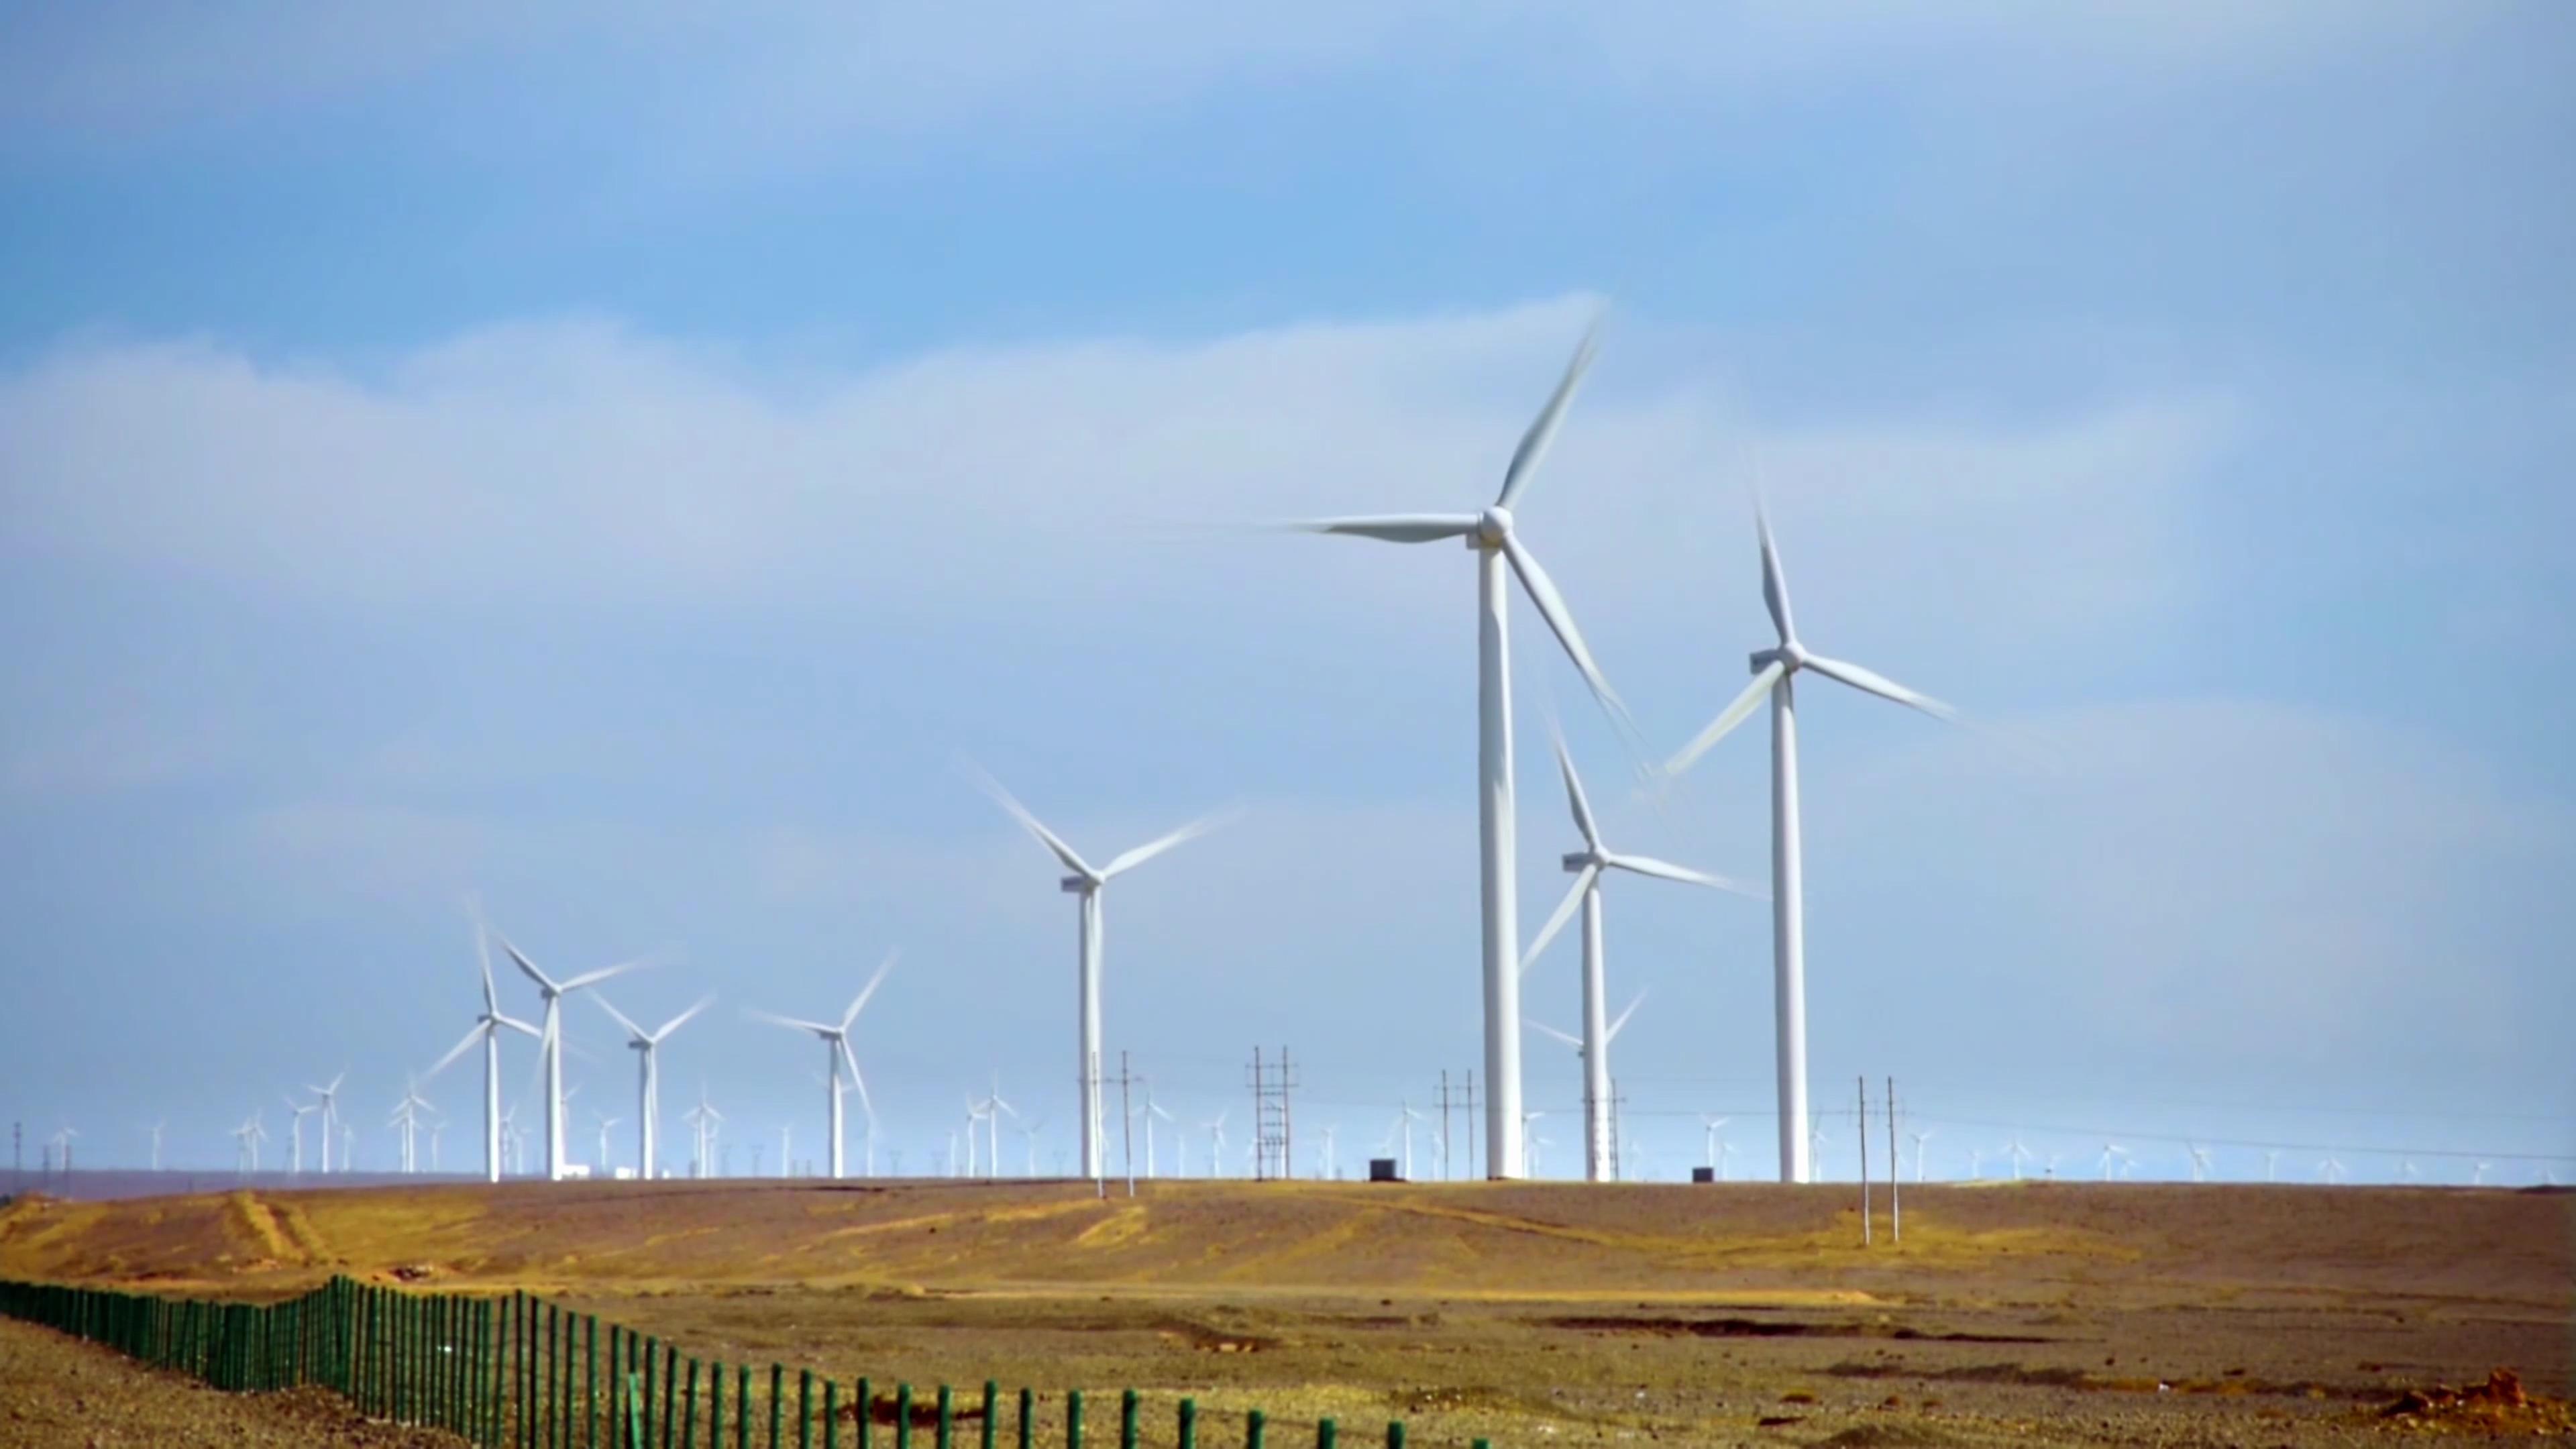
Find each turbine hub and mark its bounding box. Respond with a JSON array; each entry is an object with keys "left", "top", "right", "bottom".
[
  {"left": 1475, "top": 506, "right": 1513, "bottom": 545},
  {"left": 1561, "top": 851, "right": 1599, "bottom": 872}
]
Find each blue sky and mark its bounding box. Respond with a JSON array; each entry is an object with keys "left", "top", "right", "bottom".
[{"left": 3, "top": 2, "right": 2570, "bottom": 1185}]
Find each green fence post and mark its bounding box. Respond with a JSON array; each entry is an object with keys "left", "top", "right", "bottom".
[
  {"left": 1316, "top": 1419, "right": 1335, "bottom": 1449},
  {"left": 1015, "top": 1388, "right": 1032, "bottom": 1449},
  {"left": 896, "top": 1384, "right": 913, "bottom": 1449},
  {"left": 738, "top": 1364, "right": 753, "bottom": 1449},
  {"left": 937, "top": 1385, "right": 954, "bottom": 1449},
  {"left": 1382, "top": 1424, "right": 1402, "bottom": 1449},
  {"left": 687, "top": 1358, "right": 704, "bottom": 1449},
  {"left": 629, "top": 1372, "right": 647, "bottom": 1448},
  {"left": 980, "top": 1381, "right": 998, "bottom": 1449},
  {"left": 855, "top": 1377, "right": 872, "bottom": 1449},
  {"left": 663, "top": 1345, "right": 681, "bottom": 1449},
  {"left": 802, "top": 1370, "right": 817, "bottom": 1449},
  {"left": 588, "top": 1317, "right": 601, "bottom": 1448},
  {"left": 1177, "top": 1400, "right": 1196, "bottom": 1449},
  {"left": 1067, "top": 1391, "right": 1083, "bottom": 1449},
  {"left": 769, "top": 1365, "right": 785, "bottom": 1449},
  {"left": 1244, "top": 1410, "right": 1265, "bottom": 1449},
  {"left": 1120, "top": 1391, "right": 1138, "bottom": 1449},
  {"left": 824, "top": 1379, "right": 840, "bottom": 1449},
  {"left": 710, "top": 1362, "right": 727, "bottom": 1449}
]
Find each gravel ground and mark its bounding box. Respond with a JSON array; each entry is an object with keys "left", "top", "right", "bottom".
[{"left": 0, "top": 1316, "right": 466, "bottom": 1447}]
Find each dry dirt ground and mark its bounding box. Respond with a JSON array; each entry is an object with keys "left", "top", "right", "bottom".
[{"left": 2, "top": 1179, "right": 2569, "bottom": 1447}]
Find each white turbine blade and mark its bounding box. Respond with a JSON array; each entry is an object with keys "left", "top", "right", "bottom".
[
  {"left": 1518, "top": 863, "right": 1599, "bottom": 977},
  {"left": 745, "top": 1008, "right": 837, "bottom": 1036},
  {"left": 559, "top": 953, "right": 658, "bottom": 994},
  {"left": 1554, "top": 734, "right": 1601, "bottom": 849},
  {"left": 1100, "top": 811, "right": 1230, "bottom": 879},
  {"left": 1606, "top": 989, "right": 1649, "bottom": 1042},
  {"left": 1525, "top": 1018, "right": 1582, "bottom": 1049},
  {"left": 840, "top": 949, "right": 900, "bottom": 1030},
  {"left": 1501, "top": 534, "right": 1626, "bottom": 724},
  {"left": 494, "top": 1014, "right": 541, "bottom": 1040},
  {"left": 498, "top": 936, "right": 560, "bottom": 994},
  {"left": 1801, "top": 653, "right": 1957, "bottom": 722},
  {"left": 469, "top": 896, "right": 500, "bottom": 1015},
  {"left": 965, "top": 763, "right": 1096, "bottom": 878},
  {"left": 425, "top": 1023, "right": 486, "bottom": 1081},
  {"left": 1755, "top": 502, "right": 1796, "bottom": 644},
  {"left": 1607, "top": 853, "right": 1766, "bottom": 899},
  {"left": 1494, "top": 323, "right": 1601, "bottom": 510},
  {"left": 653, "top": 994, "right": 716, "bottom": 1041},
  {"left": 840, "top": 1038, "right": 875, "bottom": 1122},
  {"left": 1283, "top": 514, "right": 1479, "bottom": 544},
  {"left": 1663, "top": 661, "right": 1784, "bottom": 778},
  {"left": 592, "top": 994, "right": 648, "bottom": 1041}
]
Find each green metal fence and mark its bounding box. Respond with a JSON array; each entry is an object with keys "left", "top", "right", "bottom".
[{"left": 0, "top": 1277, "right": 1485, "bottom": 1449}]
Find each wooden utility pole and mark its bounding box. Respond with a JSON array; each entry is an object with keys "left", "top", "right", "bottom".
[
  {"left": 1858, "top": 1075, "right": 1872, "bottom": 1246},
  {"left": 1887, "top": 1076, "right": 1902, "bottom": 1244}
]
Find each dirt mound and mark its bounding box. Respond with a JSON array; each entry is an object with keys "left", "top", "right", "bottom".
[
  {"left": 1814, "top": 1426, "right": 1977, "bottom": 1448},
  {"left": 2379, "top": 1368, "right": 2575, "bottom": 1436}
]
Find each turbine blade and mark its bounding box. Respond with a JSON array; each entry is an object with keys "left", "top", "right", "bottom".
[
  {"left": 1663, "top": 660, "right": 1784, "bottom": 777},
  {"left": 1607, "top": 853, "right": 1766, "bottom": 899},
  {"left": 1518, "top": 864, "right": 1598, "bottom": 977},
  {"left": 494, "top": 1014, "right": 541, "bottom": 1039},
  {"left": 1554, "top": 734, "right": 1601, "bottom": 849},
  {"left": 1756, "top": 502, "right": 1796, "bottom": 644},
  {"left": 840, "top": 949, "right": 900, "bottom": 1030},
  {"left": 1494, "top": 323, "right": 1601, "bottom": 509},
  {"left": 498, "top": 936, "right": 559, "bottom": 994},
  {"left": 745, "top": 1008, "right": 836, "bottom": 1036},
  {"left": 964, "top": 763, "right": 1096, "bottom": 879},
  {"left": 1607, "top": 989, "right": 1649, "bottom": 1042},
  {"left": 1281, "top": 514, "right": 1479, "bottom": 544},
  {"left": 1501, "top": 534, "right": 1626, "bottom": 725},
  {"left": 1526, "top": 1018, "right": 1582, "bottom": 1049},
  {"left": 841, "top": 1038, "right": 874, "bottom": 1123},
  {"left": 469, "top": 895, "right": 498, "bottom": 1015},
  {"left": 653, "top": 994, "right": 716, "bottom": 1041},
  {"left": 559, "top": 953, "right": 658, "bottom": 994},
  {"left": 1801, "top": 653, "right": 1957, "bottom": 722},
  {"left": 425, "top": 1023, "right": 486, "bottom": 1081},
  {"left": 591, "top": 993, "right": 648, "bottom": 1041},
  {"left": 1100, "top": 810, "right": 1231, "bottom": 879}
]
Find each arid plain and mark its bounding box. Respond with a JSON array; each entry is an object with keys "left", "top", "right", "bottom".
[{"left": 3, "top": 1179, "right": 2569, "bottom": 1446}]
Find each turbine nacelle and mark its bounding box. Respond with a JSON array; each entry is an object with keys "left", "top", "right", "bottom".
[
  {"left": 1560, "top": 850, "right": 1599, "bottom": 873},
  {"left": 1472, "top": 505, "right": 1514, "bottom": 547},
  {"left": 1750, "top": 641, "right": 1809, "bottom": 675},
  {"left": 1060, "top": 875, "right": 1092, "bottom": 894}
]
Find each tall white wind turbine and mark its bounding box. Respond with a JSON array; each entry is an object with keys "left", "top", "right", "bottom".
[
  {"left": 495, "top": 930, "right": 654, "bottom": 1181},
  {"left": 1529, "top": 991, "right": 1648, "bottom": 1183},
  {"left": 747, "top": 951, "right": 893, "bottom": 1180},
  {"left": 146, "top": 1120, "right": 165, "bottom": 1173},
  {"left": 594, "top": 993, "right": 712, "bottom": 1182},
  {"left": 426, "top": 910, "right": 543, "bottom": 1183},
  {"left": 1289, "top": 327, "right": 1628, "bottom": 1179},
  {"left": 305, "top": 1072, "right": 345, "bottom": 1174},
  {"left": 284, "top": 1097, "right": 317, "bottom": 1176},
  {"left": 972, "top": 769, "right": 1223, "bottom": 1181},
  {"left": 1662, "top": 506, "right": 1957, "bottom": 1183},
  {"left": 1523, "top": 738, "right": 1760, "bottom": 1182}
]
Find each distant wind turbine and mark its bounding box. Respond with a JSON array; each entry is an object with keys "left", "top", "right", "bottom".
[
  {"left": 748, "top": 951, "right": 893, "bottom": 1180},
  {"left": 594, "top": 992, "right": 712, "bottom": 1181},
  {"left": 1287, "top": 323, "right": 1627, "bottom": 1180},
  {"left": 1662, "top": 505, "right": 1958, "bottom": 1183},
  {"left": 144, "top": 1120, "right": 165, "bottom": 1174},
  {"left": 284, "top": 1098, "right": 317, "bottom": 1175},
  {"left": 1523, "top": 737, "right": 1759, "bottom": 1184},
  {"left": 305, "top": 1072, "right": 346, "bottom": 1175},
  {"left": 1528, "top": 991, "right": 1649, "bottom": 1183},
  {"left": 425, "top": 901, "right": 542, "bottom": 1183},
  {"left": 1700, "top": 1116, "right": 1731, "bottom": 1177},
  {"left": 1907, "top": 1128, "right": 1933, "bottom": 1183},
  {"left": 495, "top": 926, "right": 656, "bottom": 1181},
  {"left": 972, "top": 767, "right": 1224, "bottom": 1181}
]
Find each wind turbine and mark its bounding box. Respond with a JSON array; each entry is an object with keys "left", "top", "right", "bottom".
[
  {"left": 1700, "top": 1115, "right": 1731, "bottom": 1176},
  {"left": 283, "top": 1098, "right": 317, "bottom": 1175},
  {"left": 593, "top": 993, "right": 712, "bottom": 1182},
  {"left": 747, "top": 951, "right": 892, "bottom": 1180},
  {"left": 963, "top": 1098, "right": 987, "bottom": 1177},
  {"left": 305, "top": 1071, "right": 346, "bottom": 1175},
  {"left": 1017, "top": 1117, "right": 1044, "bottom": 1177},
  {"left": 246, "top": 1114, "right": 268, "bottom": 1174},
  {"left": 495, "top": 928, "right": 655, "bottom": 1182},
  {"left": 425, "top": 907, "right": 543, "bottom": 1183},
  {"left": 1288, "top": 327, "right": 1632, "bottom": 1181},
  {"left": 1203, "top": 1111, "right": 1229, "bottom": 1181},
  {"left": 1516, "top": 1113, "right": 1542, "bottom": 1178},
  {"left": 1907, "top": 1128, "right": 1933, "bottom": 1183},
  {"left": 1528, "top": 991, "right": 1648, "bottom": 1183},
  {"left": 1389, "top": 1104, "right": 1426, "bottom": 1181},
  {"left": 1662, "top": 506, "right": 1957, "bottom": 1183},
  {"left": 144, "top": 1120, "right": 165, "bottom": 1173},
  {"left": 680, "top": 1085, "right": 723, "bottom": 1178},
  {"left": 2006, "top": 1138, "right": 2030, "bottom": 1181},
  {"left": 1138, "top": 1090, "right": 1172, "bottom": 1179},
  {"left": 2187, "top": 1143, "right": 2213, "bottom": 1183},
  {"left": 985, "top": 1073, "right": 1018, "bottom": 1177},
  {"left": 231, "top": 1119, "right": 257, "bottom": 1175},
  {"left": 594, "top": 1112, "right": 622, "bottom": 1174},
  {"left": 973, "top": 768, "right": 1223, "bottom": 1181},
  {"left": 2097, "top": 1142, "right": 2129, "bottom": 1181},
  {"left": 1524, "top": 739, "right": 1759, "bottom": 1184}
]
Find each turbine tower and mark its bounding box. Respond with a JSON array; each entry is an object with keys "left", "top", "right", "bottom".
[
  {"left": 1529, "top": 991, "right": 1646, "bottom": 1180},
  {"left": 747, "top": 951, "right": 893, "bottom": 1180},
  {"left": 1523, "top": 737, "right": 1759, "bottom": 1182},
  {"left": 425, "top": 906, "right": 543, "bottom": 1183},
  {"left": 495, "top": 929, "right": 654, "bottom": 1181},
  {"left": 305, "top": 1072, "right": 345, "bottom": 1175},
  {"left": 594, "top": 993, "right": 712, "bottom": 1182},
  {"left": 973, "top": 769, "right": 1222, "bottom": 1181},
  {"left": 1663, "top": 506, "right": 1955, "bottom": 1183},
  {"left": 1289, "top": 326, "right": 1627, "bottom": 1179}
]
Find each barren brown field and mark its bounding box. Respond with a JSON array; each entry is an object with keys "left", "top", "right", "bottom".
[{"left": 3, "top": 1179, "right": 2570, "bottom": 1447}]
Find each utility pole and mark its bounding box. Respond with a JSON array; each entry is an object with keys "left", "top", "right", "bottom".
[
  {"left": 1462, "top": 1072, "right": 1482, "bottom": 1181},
  {"left": 889, "top": 1148, "right": 904, "bottom": 1177},
  {"left": 1858, "top": 1075, "right": 1872, "bottom": 1246},
  {"left": 1886, "top": 1076, "right": 1900, "bottom": 1244},
  {"left": 1118, "top": 1050, "right": 1137, "bottom": 1197},
  {"left": 1607, "top": 1078, "right": 1626, "bottom": 1181},
  {"left": 1281, "top": 1046, "right": 1295, "bottom": 1181},
  {"left": 1438, "top": 1072, "right": 1452, "bottom": 1183}
]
